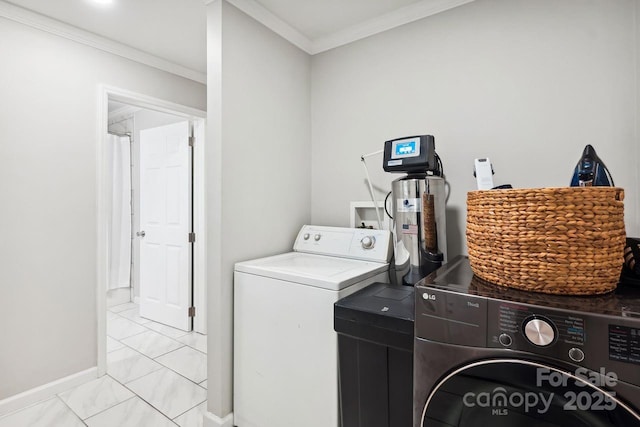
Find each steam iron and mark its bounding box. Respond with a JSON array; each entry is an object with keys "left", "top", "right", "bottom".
[{"left": 570, "top": 144, "right": 614, "bottom": 187}]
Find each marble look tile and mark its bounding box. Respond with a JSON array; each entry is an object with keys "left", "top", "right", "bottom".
[
  {"left": 174, "top": 402, "right": 206, "bottom": 427},
  {"left": 107, "top": 347, "right": 163, "bottom": 384},
  {"left": 176, "top": 333, "right": 207, "bottom": 354},
  {"left": 121, "top": 330, "right": 184, "bottom": 359},
  {"left": 107, "top": 316, "right": 148, "bottom": 340},
  {"left": 109, "top": 302, "right": 138, "bottom": 313},
  {"left": 0, "top": 397, "right": 84, "bottom": 427},
  {"left": 156, "top": 346, "right": 207, "bottom": 383},
  {"left": 107, "top": 336, "right": 125, "bottom": 353},
  {"left": 58, "top": 375, "right": 134, "bottom": 420},
  {"left": 119, "top": 307, "right": 152, "bottom": 325},
  {"left": 85, "top": 396, "right": 176, "bottom": 427},
  {"left": 126, "top": 368, "right": 206, "bottom": 419},
  {"left": 199, "top": 380, "right": 207, "bottom": 389},
  {"left": 144, "top": 321, "right": 190, "bottom": 339}
]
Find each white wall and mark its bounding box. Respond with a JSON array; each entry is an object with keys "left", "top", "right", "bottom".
[
  {"left": 206, "top": 0, "right": 311, "bottom": 419},
  {"left": 0, "top": 17, "right": 205, "bottom": 399},
  {"left": 311, "top": 0, "right": 639, "bottom": 258}
]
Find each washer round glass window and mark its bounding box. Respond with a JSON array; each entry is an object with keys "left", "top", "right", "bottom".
[{"left": 421, "top": 359, "right": 640, "bottom": 427}]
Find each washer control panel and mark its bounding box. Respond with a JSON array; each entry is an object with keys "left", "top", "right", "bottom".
[
  {"left": 416, "top": 283, "right": 640, "bottom": 386},
  {"left": 488, "top": 300, "right": 586, "bottom": 355},
  {"left": 485, "top": 300, "right": 640, "bottom": 385},
  {"left": 293, "top": 225, "right": 392, "bottom": 263}
]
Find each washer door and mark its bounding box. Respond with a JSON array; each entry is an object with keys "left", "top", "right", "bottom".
[{"left": 421, "top": 359, "right": 640, "bottom": 427}]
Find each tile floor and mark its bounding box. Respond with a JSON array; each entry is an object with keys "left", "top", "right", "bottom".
[{"left": 0, "top": 303, "right": 207, "bottom": 427}]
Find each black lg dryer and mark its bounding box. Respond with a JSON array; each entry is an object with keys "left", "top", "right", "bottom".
[{"left": 414, "top": 256, "right": 640, "bottom": 427}]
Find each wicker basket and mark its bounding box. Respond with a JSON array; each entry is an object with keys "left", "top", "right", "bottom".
[{"left": 466, "top": 187, "right": 626, "bottom": 295}]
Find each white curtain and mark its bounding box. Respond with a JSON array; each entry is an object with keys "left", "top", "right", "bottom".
[{"left": 107, "top": 134, "right": 132, "bottom": 290}]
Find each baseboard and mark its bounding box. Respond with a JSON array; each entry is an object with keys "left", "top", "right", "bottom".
[
  {"left": 203, "top": 411, "right": 234, "bottom": 427},
  {"left": 107, "top": 288, "right": 131, "bottom": 307},
  {"left": 0, "top": 367, "right": 98, "bottom": 417}
]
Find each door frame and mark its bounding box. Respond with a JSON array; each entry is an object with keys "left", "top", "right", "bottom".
[{"left": 96, "top": 85, "right": 207, "bottom": 376}]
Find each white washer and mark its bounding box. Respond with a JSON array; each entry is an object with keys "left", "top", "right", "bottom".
[{"left": 233, "top": 225, "right": 392, "bottom": 427}]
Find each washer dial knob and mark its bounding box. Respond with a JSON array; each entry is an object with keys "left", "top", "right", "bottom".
[
  {"left": 303, "top": 233, "right": 310, "bottom": 240},
  {"left": 314, "top": 234, "right": 321, "bottom": 241},
  {"left": 524, "top": 317, "right": 556, "bottom": 347},
  {"left": 361, "top": 236, "right": 376, "bottom": 249}
]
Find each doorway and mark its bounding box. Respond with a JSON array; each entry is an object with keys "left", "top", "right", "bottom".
[
  {"left": 97, "top": 85, "right": 206, "bottom": 377},
  {"left": 109, "top": 107, "right": 194, "bottom": 331}
]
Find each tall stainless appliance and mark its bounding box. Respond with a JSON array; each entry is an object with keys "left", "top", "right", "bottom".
[{"left": 383, "top": 135, "right": 447, "bottom": 286}]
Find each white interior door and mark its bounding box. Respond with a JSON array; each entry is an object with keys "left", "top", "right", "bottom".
[{"left": 139, "top": 121, "right": 192, "bottom": 331}]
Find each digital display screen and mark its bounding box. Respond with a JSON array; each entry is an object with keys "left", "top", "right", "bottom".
[
  {"left": 391, "top": 138, "right": 420, "bottom": 159},
  {"left": 609, "top": 324, "right": 640, "bottom": 365}
]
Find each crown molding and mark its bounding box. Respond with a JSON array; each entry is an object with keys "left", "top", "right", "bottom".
[
  {"left": 311, "top": 0, "right": 476, "bottom": 54},
  {"left": 2, "top": 0, "right": 474, "bottom": 79},
  {"left": 225, "top": 0, "right": 313, "bottom": 53},
  {"left": 0, "top": 0, "right": 206, "bottom": 84},
  {"left": 206, "top": 0, "right": 475, "bottom": 55}
]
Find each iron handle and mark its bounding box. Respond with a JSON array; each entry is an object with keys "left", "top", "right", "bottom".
[{"left": 136, "top": 231, "right": 146, "bottom": 237}]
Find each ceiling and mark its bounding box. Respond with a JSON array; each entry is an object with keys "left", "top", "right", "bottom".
[{"left": 2, "top": 0, "right": 473, "bottom": 82}]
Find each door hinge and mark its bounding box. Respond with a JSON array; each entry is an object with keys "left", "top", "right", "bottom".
[
  {"left": 188, "top": 306, "right": 196, "bottom": 317},
  {"left": 189, "top": 232, "right": 196, "bottom": 243},
  {"left": 188, "top": 136, "right": 195, "bottom": 147}
]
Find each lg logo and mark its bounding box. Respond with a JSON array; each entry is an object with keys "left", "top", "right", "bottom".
[{"left": 422, "top": 292, "right": 436, "bottom": 301}]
